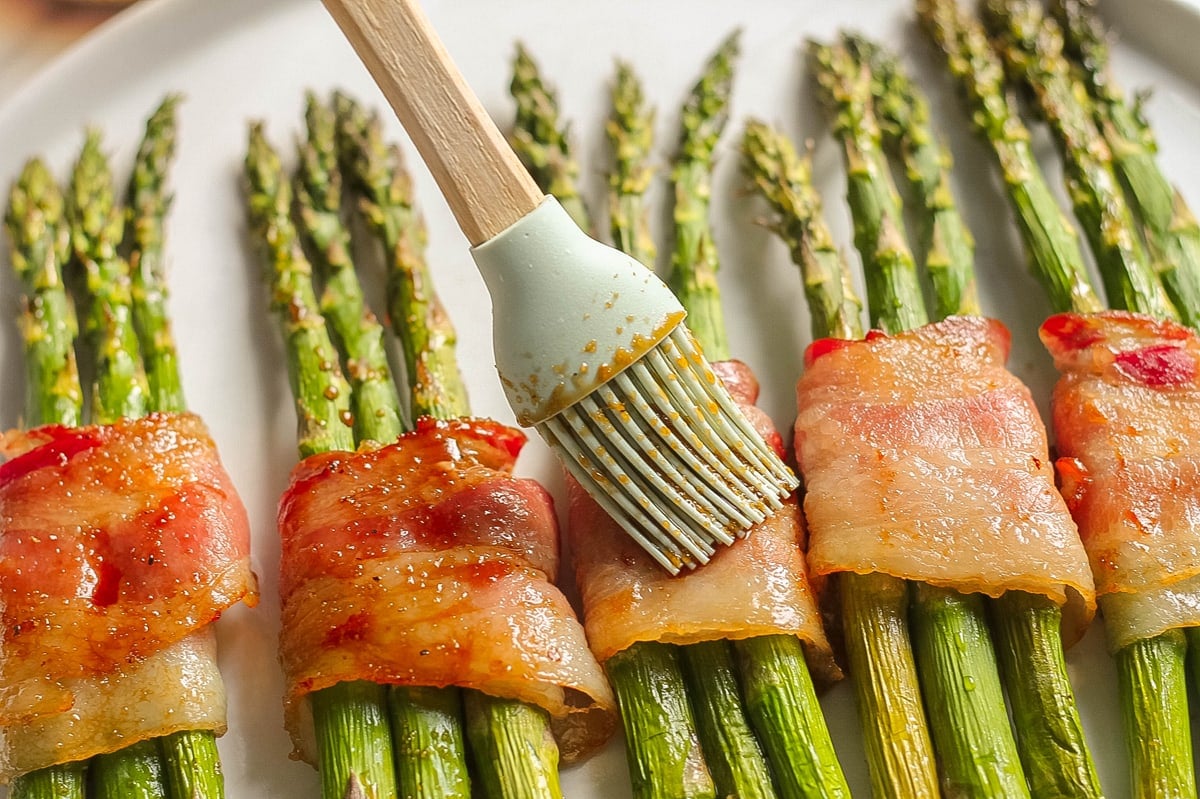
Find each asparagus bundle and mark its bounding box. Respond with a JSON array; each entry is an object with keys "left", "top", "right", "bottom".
[
  {"left": 332, "top": 92, "right": 568, "bottom": 799},
  {"left": 1050, "top": 0, "right": 1200, "bottom": 329},
  {"left": 4, "top": 102, "right": 243, "bottom": 799},
  {"left": 809, "top": 37, "right": 1033, "bottom": 798},
  {"left": 513, "top": 37, "right": 849, "bottom": 799},
  {"left": 845, "top": 32, "right": 1103, "bottom": 799},
  {"left": 245, "top": 122, "right": 399, "bottom": 799},
  {"left": 925, "top": 2, "right": 1197, "bottom": 796},
  {"left": 247, "top": 92, "right": 614, "bottom": 799}
]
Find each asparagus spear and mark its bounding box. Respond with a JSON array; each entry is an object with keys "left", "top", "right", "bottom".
[
  {"left": 1050, "top": 0, "right": 1200, "bottom": 329},
  {"left": 845, "top": 32, "right": 1103, "bottom": 799},
  {"left": 333, "top": 91, "right": 564, "bottom": 799},
  {"left": 127, "top": 94, "right": 186, "bottom": 413},
  {"left": 515, "top": 57, "right": 715, "bottom": 799},
  {"left": 607, "top": 61, "right": 657, "bottom": 269},
  {"left": 244, "top": 122, "right": 399, "bottom": 799},
  {"left": 667, "top": 37, "right": 852, "bottom": 799},
  {"left": 811, "top": 37, "right": 1030, "bottom": 797},
  {"left": 926, "top": 4, "right": 1196, "bottom": 794},
  {"left": 125, "top": 95, "right": 227, "bottom": 799},
  {"left": 916, "top": 0, "right": 1102, "bottom": 315},
  {"left": 299, "top": 92, "right": 473, "bottom": 799},
  {"left": 845, "top": 34, "right": 979, "bottom": 318},
  {"left": 509, "top": 44, "right": 591, "bottom": 234},
  {"left": 984, "top": 0, "right": 1174, "bottom": 320},
  {"left": 4, "top": 159, "right": 87, "bottom": 799},
  {"left": 741, "top": 122, "right": 937, "bottom": 799}
]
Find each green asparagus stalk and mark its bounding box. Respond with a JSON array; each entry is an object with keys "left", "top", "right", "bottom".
[
  {"left": 124, "top": 93, "right": 235, "bottom": 799},
  {"left": 89, "top": 741, "right": 165, "bottom": 799},
  {"left": 301, "top": 92, "right": 473, "bottom": 799},
  {"left": 987, "top": 591, "right": 1103, "bottom": 797},
  {"left": 984, "top": 0, "right": 1174, "bottom": 320},
  {"left": 5, "top": 159, "right": 88, "bottom": 799},
  {"left": 739, "top": 122, "right": 862, "bottom": 342},
  {"left": 67, "top": 129, "right": 149, "bottom": 423},
  {"left": 509, "top": 44, "right": 591, "bottom": 234},
  {"left": 917, "top": 0, "right": 1102, "bottom": 315},
  {"left": 1050, "top": 0, "right": 1200, "bottom": 329},
  {"left": 245, "top": 122, "right": 399, "bottom": 799},
  {"left": 741, "top": 123, "right": 938, "bottom": 799},
  {"left": 679, "top": 641, "right": 777, "bottom": 799},
  {"left": 606, "top": 61, "right": 657, "bottom": 269},
  {"left": 597, "top": 64, "right": 718, "bottom": 799},
  {"left": 812, "top": 36, "right": 1030, "bottom": 798},
  {"left": 669, "top": 31, "right": 738, "bottom": 360},
  {"left": 294, "top": 91, "right": 405, "bottom": 444},
  {"left": 126, "top": 94, "right": 186, "bottom": 413},
  {"left": 1117, "top": 630, "right": 1195, "bottom": 798},
  {"left": 846, "top": 34, "right": 979, "bottom": 318},
  {"left": 333, "top": 91, "right": 563, "bottom": 799},
  {"left": 510, "top": 58, "right": 715, "bottom": 799},
  {"left": 5, "top": 158, "right": 83, "bottom": 428}
]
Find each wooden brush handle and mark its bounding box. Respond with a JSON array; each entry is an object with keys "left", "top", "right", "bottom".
[{"left": 323, "top": 0, "right": 543, "bottom": 245}]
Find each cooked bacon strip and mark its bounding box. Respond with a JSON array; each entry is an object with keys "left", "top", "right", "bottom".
[
  {"left": 0, "top": 412, "right": 257, "bottom": 779},
  {"left": 569, "top": 360, "right": 838, "bottom": 681},
  {"left": 1042, "top": 310, "right": 1200, "bottom": 650},
  {"left": 796, "top": 316, "right": 1095, "bottom": 641},
  {"left": 277, "top": 417, "right": 616, "bottom": 763}
]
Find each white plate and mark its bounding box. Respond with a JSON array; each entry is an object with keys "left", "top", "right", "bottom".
[{"left": 3, "top": 0, "right": 1200, "bottom": 796}]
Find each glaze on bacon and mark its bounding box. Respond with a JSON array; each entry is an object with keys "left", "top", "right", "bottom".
[
  {"left": 795, "top": 316, "right": 1095, "bottom": 641},
  {"left": 569, "top": 360, "right": 839, "bottom": 682},
  {"left": 0, "top": 412, "right": 257, "bottom": 781},
  {"left": 1042, "top": 311, "right": 1200, "bottom": 651},
  {"left": 277, "top": 417, "right": 616, "bottom": 763}
]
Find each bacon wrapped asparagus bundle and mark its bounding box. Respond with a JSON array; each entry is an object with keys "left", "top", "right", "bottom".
[
  {"left": 245, "top": 95, "right": 615, "bottom": 799},
  {"left": 924, "top": 1, "right": 1200, "bottom": 795},
  {"left": 2, "top": 104, "right": 257, "bottom": 797}
]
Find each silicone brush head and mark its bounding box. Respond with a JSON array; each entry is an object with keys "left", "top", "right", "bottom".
[{"left": 474, "top": 199, "right": 797, "bottom": 573}]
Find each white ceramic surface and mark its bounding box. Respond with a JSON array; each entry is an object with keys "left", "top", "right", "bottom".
[{"left": 2, "top": 0, "right": 1200, "bottom": 796}]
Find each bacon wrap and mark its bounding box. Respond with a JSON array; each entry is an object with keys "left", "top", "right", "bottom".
[
  {"left": 0, "top": 412, "right": 257, "bottom": 781},
  {"left": 277, "top": 417, "right": 616, "bottom": 763},
  {"left": 796, "top": 316, "right": 1096, "bottom": 643},
  {"left": 569, "top": 360, "right": 839, "bottom": 683},
  {"left": 1042, "top": 311, "right": 1200, "bottom": 651}
]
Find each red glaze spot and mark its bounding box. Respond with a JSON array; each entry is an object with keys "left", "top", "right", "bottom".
[
  {"left": 804, "top": 338, "right": 857, "bottom": 368},
  {"left": 414, "top": 415, "right": 526, "bottom": 460},
  {"left": 91, "top": 560, "right": 122, "bottom": 607},
  {"left": 1114, "top": 344, "right": 1197, "bottom": 387},
  {"left": 466, "top": 559, "right": 515, "bottom": 584},
  {"left": 322, "top": 611, "right": 371, "bottom": 649},
  {"left": 0, "top": 427, "right": 104, "bottom": 488},
  {"left": 1055, "top": 457, "right": 1091, "bottom": 514},
  {"left": 1040, "top": 313, "right": 1104, "bottom": 353}
]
